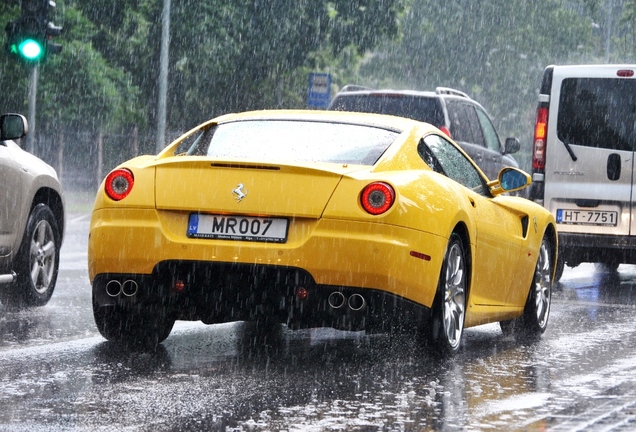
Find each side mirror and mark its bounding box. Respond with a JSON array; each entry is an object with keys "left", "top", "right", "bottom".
[
  {"left": 0, "top": 113, "right": 28, "bottom": 141},
  {"left": 488, "top": 167, "right": 531, "bottom": 196},
  {"left": 504, "top": 137, "right": 520, "bottom": 154}
]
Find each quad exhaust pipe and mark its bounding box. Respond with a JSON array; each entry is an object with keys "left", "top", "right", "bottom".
[
  {"left": 348, "top": 293, "right": 366, "bottom": 311},
  {"left": 328, "top": 291, "right": 366, "bottom": 311},
  {"left": 105, "top": 279, "right": 138, "bottom": 297},
  {"left": 328, "top": 291, "right": 346, "bottom": 309}
]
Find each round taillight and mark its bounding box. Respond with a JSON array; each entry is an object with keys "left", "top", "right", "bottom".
[
  {"left": 361, "top": 182, "right": 395, "bottom": 215},
  {"left": 105, "top": 168, "right": 134, "bottom": 201}
]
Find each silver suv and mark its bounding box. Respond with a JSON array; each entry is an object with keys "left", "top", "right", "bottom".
[
  {"left": 0, "top": 114, "right": 65, "bottom": 307},
  {"left": 328, "top": 86, "right": 520, "bottom": 180},
  {"left": 529, "top": 64, "right": 636, "bottom": 280}
]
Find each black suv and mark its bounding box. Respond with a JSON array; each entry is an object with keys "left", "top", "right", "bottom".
[{"left": 328, "top": 86, "right": 520, "bottom": 180}]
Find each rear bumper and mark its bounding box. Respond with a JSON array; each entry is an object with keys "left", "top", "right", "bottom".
[
  {"left": 560, "top": 232, "right": 636, "bottom": 249},
  {"left": 89, "top": 207, "right": 445, "bottom": 327},
  {"left": 91, "top": 262, "right": 432, "bottom": 332},
  {"left": 559, "top": 232, "right": 636, "bottom": 265}
]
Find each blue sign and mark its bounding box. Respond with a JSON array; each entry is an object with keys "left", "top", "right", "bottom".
[{"left": 307, "top": 73, "right": 332, "bottom": 109}]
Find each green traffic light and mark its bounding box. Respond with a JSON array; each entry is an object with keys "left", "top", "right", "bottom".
[{"left": 18, "top": 38, "right": 44, "bottom": 61}]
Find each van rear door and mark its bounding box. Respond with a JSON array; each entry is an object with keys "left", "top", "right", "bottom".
[{"left": 544, "top": 66, "right": 636, "bottom": 237}]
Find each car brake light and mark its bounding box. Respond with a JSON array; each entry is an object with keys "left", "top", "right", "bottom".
[
  {"left": 361, "top": 182, "right": 394, "bottom": 215},
  {"left": 532, "top": 106, "right": 548, "bottom": 170},
  {"left": 617, "top": 69, "right": 634, "bottom": 77},
  {"left": 105, "top": 168, "right": 134, "bottom": 201},
  {"left": 439, "top": 126, "right": 452, "bottom": 138}
]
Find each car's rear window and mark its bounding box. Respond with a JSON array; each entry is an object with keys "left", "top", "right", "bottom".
[
  {"left": 329, "top": 94, "right": 445, "bottom": 126},
  {"left": 185, "top": 120, "right": 399, "bottom": 165},
  {"left": 557, "top": 78, "right": 636, "bottom": 151}
]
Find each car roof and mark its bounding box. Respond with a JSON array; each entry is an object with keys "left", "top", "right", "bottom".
[
  {"left": 334, "top": 89, "right": 438, "bottom": 98},
  {"left": 331, "top": 86, "right": 472, "bottom": 100},
  {"left": 209, "top": 109, "right": 439, "bottom": 133},
  {"left": 550, "top": 63, "right": 636, "bottom": 71}
]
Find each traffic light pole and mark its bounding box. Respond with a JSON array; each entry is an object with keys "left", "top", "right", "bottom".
[
  {"left": 155, "top": 0, "right": 170, "bottom": 153},
  {"left": 26, "top": 64, "right": 38, "bottom": 153}
]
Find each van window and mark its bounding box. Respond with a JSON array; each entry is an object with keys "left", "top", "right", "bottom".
[
  {"left": 330, "top": 94, "right": 445, "bottom": 126},
  {"left": 557, "top": 78, "right": 636, "bottom": 151}
]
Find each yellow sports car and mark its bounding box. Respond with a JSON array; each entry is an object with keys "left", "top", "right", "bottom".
[{"left": 88, "top": 110, "right": 557, "bottom": 354}]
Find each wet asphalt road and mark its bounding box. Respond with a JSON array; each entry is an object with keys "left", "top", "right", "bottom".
[{"left": 2, "top": 213, "right": 636, "bottom": 431}]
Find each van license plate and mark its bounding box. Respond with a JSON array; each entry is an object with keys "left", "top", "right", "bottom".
[
  {"left": 187, "top": 213, "right": 288, "bottom": 243},
  {"left": 556, "top": 209, "right": 618, "bottom": 226}
]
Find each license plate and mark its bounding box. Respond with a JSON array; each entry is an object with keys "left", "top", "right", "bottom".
[
  {"left": 556, "top": 209, "right": 618, "bottom": 226},
  {"left": 187, "top": 213, "right": 288, "bottom": 243}
]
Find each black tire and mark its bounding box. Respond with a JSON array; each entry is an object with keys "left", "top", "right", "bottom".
[
  {"left": 2, "top": 204, "right": 60, "bottom": 308},
  {"left": 500, "top": 235, "right": 553, "bottom": 339},
  {"left": 553, "top": 255, "right": 565, "bottom": 283},
  {"left": 427, "top": 233, "right": 467, "bottom": 355},
  {"left": 595, "top": 261, "right": 620, "bottom": 272},
  {"left": 93, "top": 302, "right": 175, "bottom": 350}
]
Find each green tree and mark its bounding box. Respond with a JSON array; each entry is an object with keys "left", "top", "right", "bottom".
[
  {"left": 3, "top": 0, "right": 406, "bottom": 185},
  {"left": 0, "top": 1, "right": 143, "bottom": 184},
  {"left": 614, "top": 0, "right": 636, "bottom": 61},
  {"left": 72, "top": 0, "right": 406, "bottom": 135},
  {"left": 349, "top": 0, "right": 596, "bottom": 170}
]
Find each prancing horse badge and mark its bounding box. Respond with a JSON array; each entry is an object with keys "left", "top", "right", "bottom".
[{"left": 232, "top": 183, "right": 247, "bottom": 202}]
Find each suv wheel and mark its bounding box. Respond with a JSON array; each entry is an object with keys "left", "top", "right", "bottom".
[{"left": 2, "top": 204, "right": 60, "bottom": 308}]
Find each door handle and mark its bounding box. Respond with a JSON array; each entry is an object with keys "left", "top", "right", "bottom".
[{"left": 607, "top": 153, "right": 621, "bottom": 181}]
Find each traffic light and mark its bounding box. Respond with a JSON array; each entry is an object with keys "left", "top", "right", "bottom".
[
  {"left": 45, "top": 20, "right": 63, "bottom": 56},
  {"left": 6, "top": 20, "right": 44, "bottom": 62},
  {"left": 5, "top": 0, "right": 62, "bottom": 63}
]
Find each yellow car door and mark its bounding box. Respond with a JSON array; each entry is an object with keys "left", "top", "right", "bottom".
[{"left": 470, "top": 192, "right": 525, "bottom": 307}]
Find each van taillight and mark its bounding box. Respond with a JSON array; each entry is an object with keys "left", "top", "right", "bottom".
[
  {"left": 533, "top": 106, "right": 548, "bottom": 170},
  {"left": 617, "top": 69, "right": 634, "bottom": 77}
]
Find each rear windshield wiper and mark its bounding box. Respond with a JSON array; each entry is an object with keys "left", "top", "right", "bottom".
[{"left": 562, "top": 142, "right": 578, "bottom": 162}]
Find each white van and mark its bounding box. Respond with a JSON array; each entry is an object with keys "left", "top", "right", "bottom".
[{"left": 530, "top": 64, "right": 636, "bottom": 280}]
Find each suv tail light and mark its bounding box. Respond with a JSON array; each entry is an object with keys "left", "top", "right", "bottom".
[
  {"left": 439, "top": 126, "right": 452, "bottom": 138},
  {"left": 532, "top": 106, "right": 548, "bottom": 170}
]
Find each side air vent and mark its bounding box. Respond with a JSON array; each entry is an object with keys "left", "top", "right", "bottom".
[{"left": 520, "top": 215, "right": 529, "bottom": 238}]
